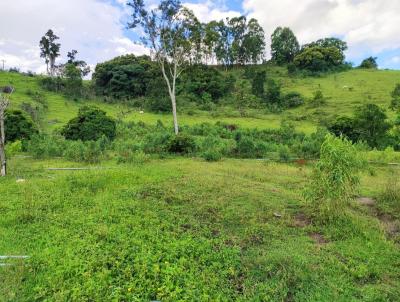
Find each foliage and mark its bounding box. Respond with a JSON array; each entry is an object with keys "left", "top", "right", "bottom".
[
  {"left": 353, "top": 104, "right": 391, "bottom": 148},
  {"left": 282, "top": 92, "right": 305, "bottom": 108},
  {"left": 390, "top": 83, "right": 400, "bottom": 111},
  {"left": 93, "top": 54, "right": 162, "bottom": 100},
  {"left": 61, "top": 106, "right": 116, "bottom": 141},
  {"left": 167, "top": 134, "right": 196, "bottom": 154},
  {"left": 329, "top": 104, "right": 391, "bottom": 149},
  {"left": 304, "top": 134, "right": 365, "bottom": 222},
  {"left": 251, "top": 70, "right": 266, "bottom": 97},
  {"left": 4, "top": 110, "right": 38, "bottom": 142},
  {"left": 359, "top": 57, "right": 378, "bottom": 69},
  {"left": 39, "top": 29, "right": 61, "bottom": 76},
  {"left": 294, "top": 46, "right": 345, "bottom": 73},
  {"left": 271, "top": 27, "right": 300, "bottom": 65},
  {"left": 180, "top": 65, "right": 234, "bottom": 101}
]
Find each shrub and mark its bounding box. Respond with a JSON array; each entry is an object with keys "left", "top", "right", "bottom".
[
  {"left": 278, "top": 145, "right": 291, "bottom": 162},
  {"left": 4, "top": 110, "right": 38, "bottom": 142},
  {"left": 328, "top": 116, "right": 359, "bottom": 142},
  {"left": 304, "top": 134, "right": 365, "bottom": 222},
  {"left": 282, "top": 92, "right": 305, "bottom": 108},
  {"left": 61, "top": 106, "right": 116, "bottom": 141},
  {"left": 251, "top": 71, "right": 266, "bottom": 97},
  {"left": 117, "top": 150, "right": 150, "bottom": 164},
  {"left": 390, "top": 83, "right": 400, "bottom": 111},
  {"left": 309, "top": 90, "right": 326, "bottom": 107},
  {"left": 294, "top": 46, "right": 344, "bottom": 73},
  {"left": 265, "top": 79, "right": 281, "bottom": 105},
  {"left": 353, "top": 104, "right": 391, "bottom": 149},
  {"left": 5, "top": 140, "right": 22, "bottom": 157},
  {"left": 26, "top": 134, "right": 66, "bottom": 158},
  {"left": 202, "top": 149, "right": 223, "bottom": 162},
  {"left": 167, "top": 134, "right": 196, "bottom": 154}
]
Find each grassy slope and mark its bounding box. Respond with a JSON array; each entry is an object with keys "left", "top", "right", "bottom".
[
  {"left": 1, "top": 68, "right": 399, "bottom": 134},
  {"left": 1, "top": 158, "right": 399, "bottom": 301}
]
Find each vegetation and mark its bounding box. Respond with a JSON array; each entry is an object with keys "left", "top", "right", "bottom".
[{"left": 360, "top": 57, "right": 378, "bottom": 69}]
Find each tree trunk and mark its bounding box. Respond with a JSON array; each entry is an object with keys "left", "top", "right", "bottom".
[
  {"left": 171, "top": 93, "right": 179, "bottom": 135},
  {"left": 0, "top": 112, "right": 6, "bottom": 177}
]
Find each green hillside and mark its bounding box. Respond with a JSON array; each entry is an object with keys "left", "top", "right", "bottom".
[{"left": 1, "top": 68, "right": 399, "bottom": 134}]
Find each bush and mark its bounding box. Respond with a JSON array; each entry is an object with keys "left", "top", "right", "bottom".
[
  {"left": 61, "top": 106, "right": 116, "bottom": 141},
  {"left": 117, "top": 150, "right": 150, "bottom": 164},
  {"left": 390, "top": 83, "right": 400, "bottom": 111},
  {"left": 251, "top": 71, "right": 266, "bottom": 97},
  {"left": 26, "top": 134, "right": 66, "bottom": 158},
  {"left": 309, "top": 90, "right": 326, "bottom": 107},
  {"left": 304, "top": 134, "right": 365, "bottom": 222},
  {"left": 282, "top": 92, "right": 305, "bottom": 108},
  {"left": 4, "top": 110, "right": 38, "bottom": 142},
  {"left": 294, "top": 46, "right": 344, "bottom": 73},
  {"left": 167, "top": 134, "right": 197, "bottom": 154},
  {"left": 202, "top": 149, "right": 223, "bottom": 162}
]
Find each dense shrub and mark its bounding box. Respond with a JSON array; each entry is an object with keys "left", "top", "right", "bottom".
[
  {"left": 167, "top": 134, "right": 197, "bottom": 154},
  {"left": 328, "top": 116, "right": 359, "bottom": 142},
  {"left": 251, "top": 71, "right": 266, "bottom": 97},
  {"left": 282, "top": 92, "right": 305, "bottom": 108},
  {"left": 202, "top": 149, "right": 223, "bottom": 162},
  {"left": 26, "top": 134, "right": 66, "bottom": 158},
  {"left": 93, "top": 54, "right": 162, "bottom": 100},
  {"left": 390, "top": 83, "right": 400, "bottom": 111},
  {"left": 4, "top": 110, "right": 38, "bottom": 142},
  {"left": 180, "top": 65, "right": 234, "bottom": 101},
  {"left": 61, "top": 106, "right": 116, "bottom": 141}
]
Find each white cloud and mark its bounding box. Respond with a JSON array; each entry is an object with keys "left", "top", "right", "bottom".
[
  {"left": 183, "top": 0, "right": 241, "bottom": 23},
  {"left": 0, "top": 0, "right": 148, "bottom": 75},
  {"left": 243, "top": 0, "right": 400, "bottom": 63}
]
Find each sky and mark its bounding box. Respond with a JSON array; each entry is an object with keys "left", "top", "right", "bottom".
[{"left": 0, "top": 0, "right": 399, "bottom": 75}]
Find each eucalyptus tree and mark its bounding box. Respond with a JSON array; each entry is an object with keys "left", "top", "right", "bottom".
[
  {"left": 39, "top": 29, "right": 61, "bottom": 76},
  {"left": 127, "top": 0, "right": 200, "bottom": 134},
  {"left": 243, "top": 18, "right": 265, "bottom": 64},
  {"left": 271, "top": 27, "right": 299, "bottom": 65}
]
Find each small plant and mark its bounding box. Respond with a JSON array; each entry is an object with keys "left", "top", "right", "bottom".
[
  {"left": 309, "top": 90, "right": 326, "bottom": 107},
  {"left": 304, "top": 134, "right": 365, "bottom": 222}
]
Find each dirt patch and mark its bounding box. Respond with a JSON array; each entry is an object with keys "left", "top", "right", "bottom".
[
  {"left": 292, "top": 213, "right": 311, "bottom": 228},
  {"left": 309, "top": 233, "right": 329, "bottom": 246},
  {"left": 378, "top": 213, "right": 400, "bottom": 242},
  {"left": 356, "top": 197, "right": 376, "bottom": 206}
]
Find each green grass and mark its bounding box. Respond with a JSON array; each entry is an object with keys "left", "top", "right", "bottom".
[
  {"left": 1, "top": 157, "right": 399, "bottom": 301},
  {"left": 2, "top": 68, "right": 399, "bottom": 135}
]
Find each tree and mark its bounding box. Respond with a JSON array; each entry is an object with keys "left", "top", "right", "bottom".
[
  {"left": 0, "top": 88, "right": 13, "bottom": 176},
  {"left": 304, "top": 37, "right": 348, "bottom": 56},
  {"left": 67, "top": 50, "right": 91, "bottom": 77},
  {"left": 294, "top": 46, "right": 344, "bottom": 72},
  {"left": 353, "top": 104, "right": 391, "bottom": 148},
  {"left": 39, "top": 29, "right": 61, "bottom": 76},
  {"left": 4, "top": 110, "right": 37, "bottom": 142},
  {"left": 127, "top": 0, "right": 200, "bottom": 134},
  {"left": 359, "top": 57, "right": 378, "bottom": 69},
  {"left": 271, "top": 27, "right": 299, "bottom": 65},
  {"left": 243, "top": 18, "right": 265, "bottom": 64}
]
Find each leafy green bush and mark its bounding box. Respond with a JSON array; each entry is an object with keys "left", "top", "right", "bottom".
[
  {"left": 202, "top": 149, "right": 223, "bottom": 162},
  {"left": 304, "top": 134, "right": 365, "bottom": 222},
  {"left": 26, "top": 134, "right": 66, "bottom": 158},
  {"left": 167, "top": 134, "right": 197, "bottom": 154},
  {"left": 251, "top": 70, "right": 266, "bottom": 97},
  {"left": 4, "top": 110, "right": 38, "bottom": 142},
  {"left": 282, "top": 92, "right": 305, "bottom": 108},
  {"left": 62, "top": 106, "right": 116, "bottom": 141}
]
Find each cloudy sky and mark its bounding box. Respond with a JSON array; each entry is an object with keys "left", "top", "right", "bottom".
[{"left": 0, "top": 0, "right": 399, "bottom": 75}]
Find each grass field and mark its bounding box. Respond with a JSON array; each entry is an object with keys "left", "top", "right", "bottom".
[
  {"left": 1, "top": 68, "right": 399, "bottom": 134},
  {"left": 1, "top": 69, "right": 400, "bottom": 301},
  {"left": 1, "top": 157, "right": 400, "bottom": 301}
]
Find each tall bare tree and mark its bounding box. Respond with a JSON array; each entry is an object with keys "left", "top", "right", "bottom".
[
  {"left": 127, "top": 0, "right": 199, "bottom": 134},
  {"left": 0, "top": 88, "right": 13, "bottom": 176}
]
